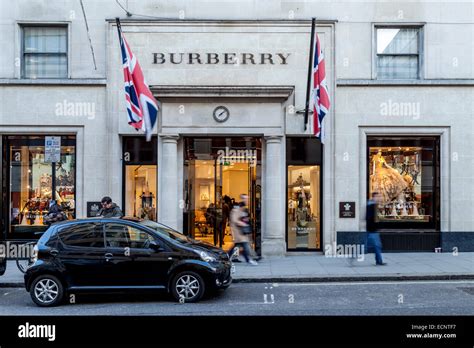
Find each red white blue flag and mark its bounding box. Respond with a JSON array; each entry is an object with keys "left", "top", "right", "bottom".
[
  {"left": 117, "top": 20, "right": 158, "bottom": 141},
  {"left": 311, "top": 34, "right": 330, "bottom": 141}
]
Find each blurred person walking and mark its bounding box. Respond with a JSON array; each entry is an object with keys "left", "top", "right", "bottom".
[
  {"left": 366, "top": 192, "right": 386, "bottom": 266},
  {"left": 228, "top": 194, "right": 258, "bottom": 265}
]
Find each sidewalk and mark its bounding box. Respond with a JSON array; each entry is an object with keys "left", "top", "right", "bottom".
[
  {"left": 232, "top": 252, "right": 474, "bottom": 283},
  {"left": 1, "top": 253, "right": 473, "bottom": 287}
]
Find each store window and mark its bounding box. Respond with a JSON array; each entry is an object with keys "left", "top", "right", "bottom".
[
  {"left": 3, "top": 135, "right": 76, "bottom": 239},
  {"left": 287, "top": 166, "right": 321, "bottom": 250},
  {"left": 286, "top": 137, "right": 322, "bottom": 251},
  {"left": 22, "top": 25, "right": 68, "bottom": 79},
  {"left": 122, "top": 137, "right": 157, "bottom": 221},
  {"left": 376, "top": 27, "right": 421, "bottom": 79},
  {"left": 367, "top": 137, "right": 440, "bottom": 229}
]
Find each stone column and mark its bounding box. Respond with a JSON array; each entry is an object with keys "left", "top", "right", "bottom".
[
  {"left": 160, "top": 135, "right": 179, "bottom": 230},
  {"left": 262, "top": 136, "right": 286, "bottom": 256}
]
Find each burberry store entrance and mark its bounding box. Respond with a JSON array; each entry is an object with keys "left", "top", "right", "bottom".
[{"left": 183, "top": 137, "right": 262, "bottom": 254}]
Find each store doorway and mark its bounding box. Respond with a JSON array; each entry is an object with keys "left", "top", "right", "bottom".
[{"left": 183, "top": 137, "right": 261, "bottom": 253}]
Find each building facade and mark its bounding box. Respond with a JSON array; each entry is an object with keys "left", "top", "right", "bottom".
[{"left": 0, "top": 0, "right": 473, "bottom": 255}]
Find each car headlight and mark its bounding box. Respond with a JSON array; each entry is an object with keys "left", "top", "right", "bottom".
[
  {"left": 195, "top": 250, "right": 217, "bottom": 262},
  {"left": 32, "top": 245, "right": 38, "bottom": 263}
]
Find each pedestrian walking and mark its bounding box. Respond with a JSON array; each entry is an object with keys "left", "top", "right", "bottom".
[
  {"left": 366, "top": 192, "right": 387, "bottom": 265},
  {"left": 228, "top": 194, "right": 258, "bottom": 265}
]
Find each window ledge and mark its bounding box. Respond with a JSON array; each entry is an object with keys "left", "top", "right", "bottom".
[
  {"left": 0, "top": 78, "right": 107, "bottom": 86},
  {"left": 337, "top": 79, "right": 474, "bottom": 86}
]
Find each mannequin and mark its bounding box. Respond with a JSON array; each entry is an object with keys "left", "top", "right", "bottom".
[{"left": 371, "top": 150, "right": 408, "bottom": 204}]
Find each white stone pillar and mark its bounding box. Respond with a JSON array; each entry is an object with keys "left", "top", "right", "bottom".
[
  {"left": 160, "top": 135, "right": 179, "bottom": 230},
  {"left": 262, "top": 136, "right": 286, "bottom": 256}
]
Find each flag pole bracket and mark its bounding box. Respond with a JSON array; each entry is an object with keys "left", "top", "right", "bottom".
[{"left": 296, "top": 109, "right": 314, "bottom": 115}]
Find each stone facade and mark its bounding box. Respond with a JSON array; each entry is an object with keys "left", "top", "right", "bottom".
[{"left": 0, "top": 1, "right": 473, "bottom": 254}]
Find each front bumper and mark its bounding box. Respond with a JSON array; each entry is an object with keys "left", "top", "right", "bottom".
[{"left": 211, "top": 261, "right": 233, "bottom": 289}]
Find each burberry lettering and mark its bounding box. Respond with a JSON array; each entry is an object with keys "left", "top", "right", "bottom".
[{"left": 152, "top": 52, "right": 291, "bottom": 65}]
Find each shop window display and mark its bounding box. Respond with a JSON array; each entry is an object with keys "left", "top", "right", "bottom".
[
  {"left": 6, "top": 136, "right": 76, "bottom": 237},
  {"left": 368, "top": 138, "right": 439, "bottom": 228},
  {"left": 124, "top": 165, "right": 157, "bottom": 221},
  {"left": 122, "top": 136, "right": 158, "bottom": 221},
  {"left": 287, "top": 165, "right": 320, "bottom": 250}
]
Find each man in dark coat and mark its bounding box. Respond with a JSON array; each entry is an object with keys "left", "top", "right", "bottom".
[{"left": 96, "top": 196, "right": 123, "bottom": 218}]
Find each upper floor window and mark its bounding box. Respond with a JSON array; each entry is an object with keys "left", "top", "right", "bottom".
[
  {"left": 376, "top": 27, "right": 421, "bottom": 79},
  {"left": 22, "top": 26, "right": 67, "bottom": 79}
]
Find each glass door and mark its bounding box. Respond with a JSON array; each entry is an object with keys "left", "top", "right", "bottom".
[{"left": 186, "top": 159, "right": 216, "bottom": 244}]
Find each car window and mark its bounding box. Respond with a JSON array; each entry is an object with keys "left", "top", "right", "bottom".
[
  {"left": 59, "top": 223, "right": 104, "bottom": 248},
  {"left": 105, "top": 223, "right": 155, "bottom": 249},
  {"left": 129, "top": 228, "right": 155, "bottom": 248},
  {"left": 139, "top": 220, "right": 190, "bottom": 245},
  {"left": 105, "top": 223, "right": 129, "bottom": 248}
]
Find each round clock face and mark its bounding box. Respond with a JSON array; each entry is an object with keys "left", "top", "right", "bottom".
[{"left": 213, "top": 106, "right": 230, "bottom": 123}]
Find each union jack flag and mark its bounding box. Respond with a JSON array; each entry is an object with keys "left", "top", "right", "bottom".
[
  {"left": 117, "top": 20, "right": 158, "bottom": 141},
  {"left": 311, "top": 34, "right": 330, "bottom": 140}
]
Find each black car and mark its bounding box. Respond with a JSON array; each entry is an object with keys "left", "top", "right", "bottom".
[
  {"left": 0, "top": 257, "right": 5, "bottom": 276},
  {"left": 24, "top": 217, "right": 233, "bottom": 306}
]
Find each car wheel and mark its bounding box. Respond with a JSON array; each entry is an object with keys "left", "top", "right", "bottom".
[
  {"left": 30, "top": 275, "right": 64, "bottom": 307},
  {"left": 171, "top": 271, "right": 205, "bottom": 303}
]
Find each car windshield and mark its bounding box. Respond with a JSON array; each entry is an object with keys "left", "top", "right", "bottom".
[{"left": 139, "top": 220, "right": 191, "bottom": 244}]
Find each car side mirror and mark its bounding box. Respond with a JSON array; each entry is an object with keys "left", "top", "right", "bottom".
[{"left": 149, "top": 240, "right": 164, "bottom": 251}]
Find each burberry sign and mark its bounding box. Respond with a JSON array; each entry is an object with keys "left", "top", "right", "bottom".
[{"left": 152, "top": 52, "right": 291, "bottom": 65}]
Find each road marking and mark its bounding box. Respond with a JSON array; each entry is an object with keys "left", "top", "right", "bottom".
[{"left": 273, "top": 280, "right": 474, "bottom": 286}]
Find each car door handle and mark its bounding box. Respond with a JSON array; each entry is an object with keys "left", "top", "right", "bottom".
[
  {"left": 49, "top": 249, "right": 59, "bottom": 256},
  {"left": 105, "top": 253, "right": 113, "bottom": 261},
  {"left": 168, "top": 257, "right": 173, "bottom": 261}
]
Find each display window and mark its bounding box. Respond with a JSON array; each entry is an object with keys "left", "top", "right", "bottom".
[
  {"left": 124, "top": 165, "right": 157, "bottom": 220},
  {"left": 287, "top": 165, "right": 321, "bottom": 250},
  {"left": 3, "top": 135, "right": 76, "bottom": 239},
  {"left": 367, "top": 137, "right": 440, "bottom": 229},
  {"left": 286, "top": 137, "right": 322, "bottom": 251},
  {"left": 122, "top": 137, "right": 157, "bottom": 221}
]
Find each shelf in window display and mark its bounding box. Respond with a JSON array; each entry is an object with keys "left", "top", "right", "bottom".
[
  {"left": 288, "top": 182, "right": 311, "bottom": 189},
  {"left": 378, "top": 216, "right": 430, "bottom": 222}
]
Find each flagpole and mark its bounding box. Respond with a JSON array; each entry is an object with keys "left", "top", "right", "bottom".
[
  {"left": 115, "top": 17, "right": 122, "bottom": 37},
  {"left": 304, "top": 17, "right": 316, "bottom": 132}
]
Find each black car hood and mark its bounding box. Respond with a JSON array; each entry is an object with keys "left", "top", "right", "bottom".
[{"left": 186, "top": 240, "right": 229, "bottom": 259}]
